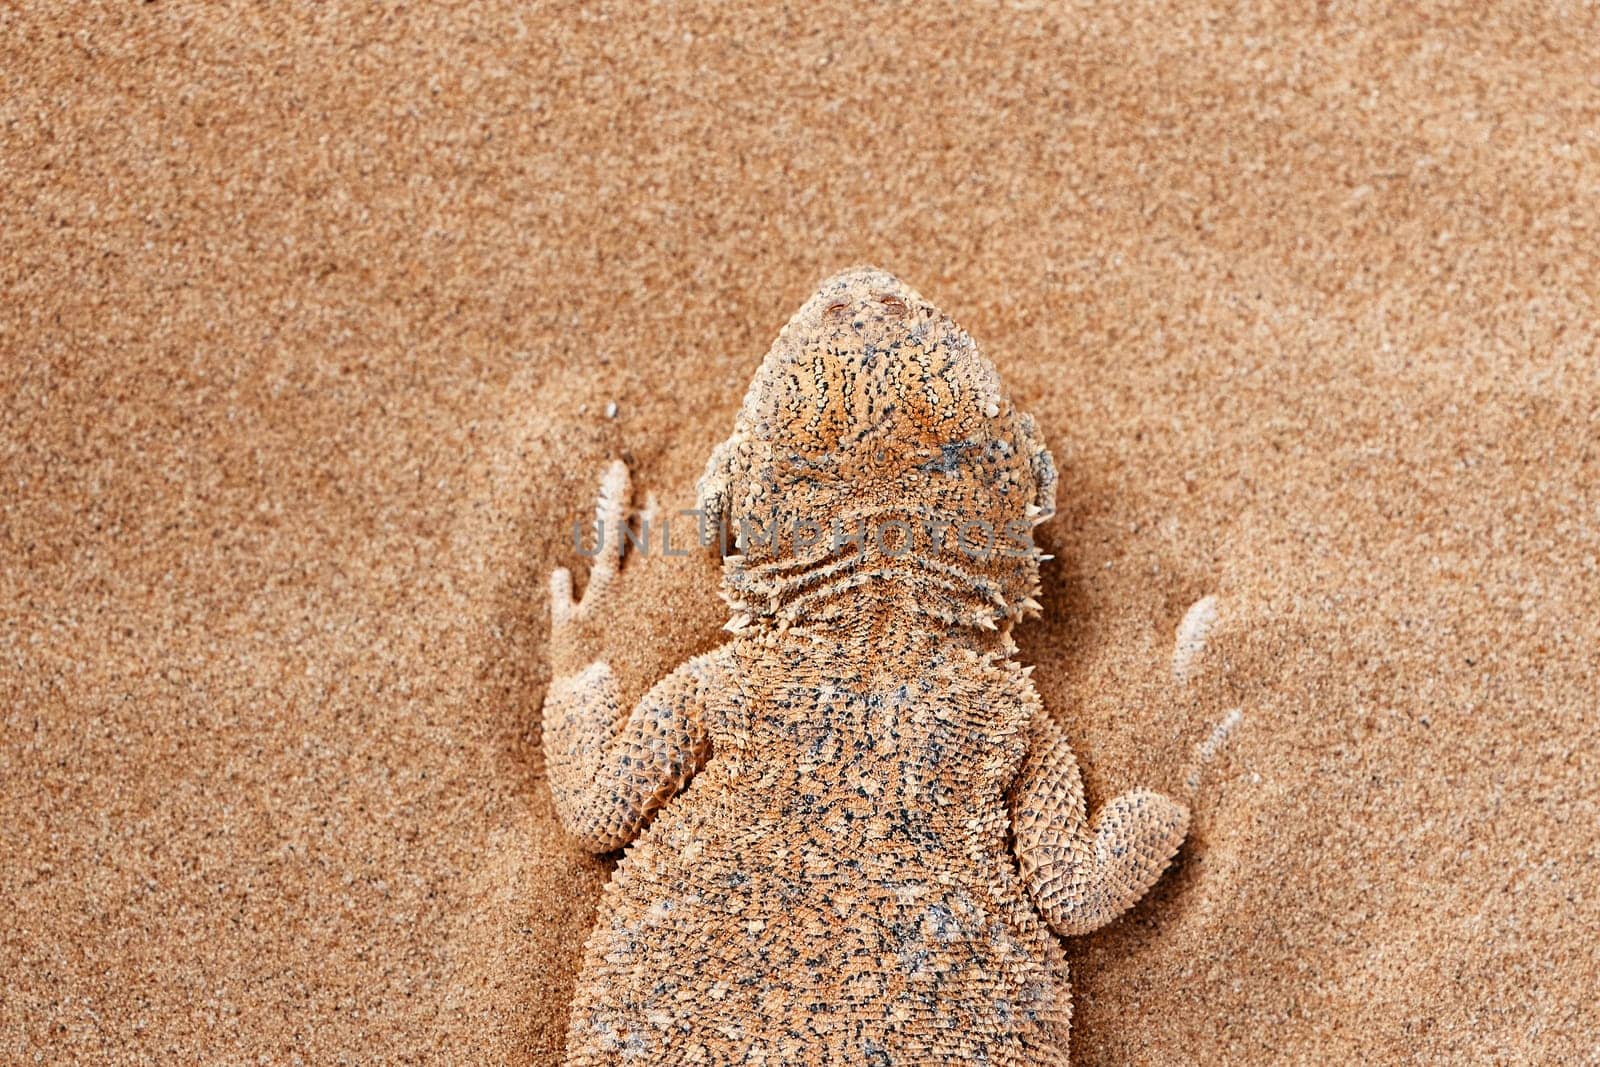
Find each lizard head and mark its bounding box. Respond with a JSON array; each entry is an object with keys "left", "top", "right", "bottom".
[{"left": 697, "top": 267, "right": 1057, "bottom": 631}]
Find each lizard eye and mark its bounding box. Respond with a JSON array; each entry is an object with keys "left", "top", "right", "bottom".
[
  {"left": 825, "top": 302, "right": 850, "bottom": 316},
  {"left": 879, "top": 295, "right": 907, "bottom": 313}
]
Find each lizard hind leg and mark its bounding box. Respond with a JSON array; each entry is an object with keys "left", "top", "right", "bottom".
[{"left": 1010, "top": 717, "right": 1189, "bottom": 938}]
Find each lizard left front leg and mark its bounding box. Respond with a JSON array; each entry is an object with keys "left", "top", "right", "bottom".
[
  {"left": 544, "top": 656, "right": 717, "bottom": 852},
  {"left": 1009, "top": 709, "right": 1189, "bottom": 937},
  {"left": 542, "top": 460, "right": 716, "bottom": 852}
]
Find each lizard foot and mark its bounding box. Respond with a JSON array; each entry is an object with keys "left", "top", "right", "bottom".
[
  {"left": 550, "top": 460, "right": 658, "bottom": 625},
  {"left": 549, "top": 460, "right": 658, "bottom": 675},
  {"left": 1171, "top": 594, "right": 1243, "bottom": 796}
]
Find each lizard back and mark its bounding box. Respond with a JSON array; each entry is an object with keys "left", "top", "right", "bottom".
[{"left": 566, "top": 633, "right": 1073, "bottom": 1065}]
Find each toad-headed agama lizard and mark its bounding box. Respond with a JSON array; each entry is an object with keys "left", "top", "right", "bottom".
[{"left": 543, "top": 268, "right": 1200, "bottom": 1065}]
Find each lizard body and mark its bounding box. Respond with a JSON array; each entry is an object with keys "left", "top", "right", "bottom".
[{"left": 544, "top": 268, "right": 1190, "bottom": 1064}]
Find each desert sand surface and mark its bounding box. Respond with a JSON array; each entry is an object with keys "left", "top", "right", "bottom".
[{"left": 3, "top": 4, "right": 1597, "bottom": 1064}]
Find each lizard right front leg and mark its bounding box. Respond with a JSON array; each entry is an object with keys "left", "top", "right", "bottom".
[{"left": 1009, "top": 709, "right": 1189, "bottom": 937}]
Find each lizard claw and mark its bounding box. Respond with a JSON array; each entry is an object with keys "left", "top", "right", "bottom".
[{"left": 551, "top": 565, "right": 577, "bottom": 627}]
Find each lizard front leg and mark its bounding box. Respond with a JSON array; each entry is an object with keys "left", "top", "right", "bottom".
[
  {"left": 544, "top": 656, "right": 716, "bottom": 852},
  {"left": 1009, "top": 709, "right": 1189, "bottom": 937},
  {"left": 542, "top": 460, "right": 716, "bottom": 852}
]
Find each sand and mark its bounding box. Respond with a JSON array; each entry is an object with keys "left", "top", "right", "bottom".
[{"left": 2, "top": 3, "right": 1596, "bottom": 1063}]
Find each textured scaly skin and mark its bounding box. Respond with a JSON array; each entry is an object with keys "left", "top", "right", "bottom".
[{"left": 544, "top": 268, "right": 1189, "bottom": 1064}]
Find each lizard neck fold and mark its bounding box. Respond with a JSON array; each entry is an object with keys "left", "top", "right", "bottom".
[{"left": 719, "top": 530, "right": 1039, "bottom": 638}]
